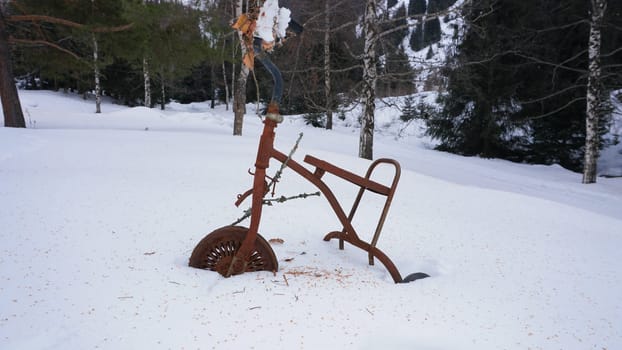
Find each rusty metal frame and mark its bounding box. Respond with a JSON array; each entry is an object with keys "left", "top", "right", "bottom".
[{"left": 230, "top": 118, "right": 405, "bottom": 283}]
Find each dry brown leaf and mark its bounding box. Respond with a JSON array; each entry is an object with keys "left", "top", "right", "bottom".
[{"left": 269, "top": 238, "right": 284, "bottom": 244}]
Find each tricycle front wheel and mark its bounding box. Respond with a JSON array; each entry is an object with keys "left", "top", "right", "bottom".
[{"left": 189, "top": 225, "right": 278, "bottom": 277}]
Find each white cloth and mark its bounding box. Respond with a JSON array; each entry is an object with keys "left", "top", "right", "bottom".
[{"left": 254, "top": 0, "right": 291, "bottom": 43}]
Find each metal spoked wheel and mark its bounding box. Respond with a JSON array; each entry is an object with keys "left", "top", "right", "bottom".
[{"left": 188, "top": 225, "right": 278, "bottom": 277}]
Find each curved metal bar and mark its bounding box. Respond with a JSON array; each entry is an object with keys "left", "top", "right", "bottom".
[
  {"left": 324, "top": 231, "right": 403, "bottom": 283},
  {"left": 270, "top": 149, "right": 403, "bottom": 283},
  {"left": 253, "top": 38, "right": 283, "bottom": 104},
  {"left": 365, "top": 159, "right": 401, "bottom": 265}
]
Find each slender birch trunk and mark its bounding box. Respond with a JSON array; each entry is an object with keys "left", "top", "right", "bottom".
[
  {"left": 143, "top": 57, "right": 152, "bottom": 108},
  {"left": 210, "top": 64, "right": 216, "bottom": 109},
  {"left": 222, "top": 40, "right": 230, "bottom": 111},
  {"left": 324, "top": 0, "right": 333, "bottom": 130},
  {"left": 160, "top": 71, "right": 166, "bottom": 110},
  {"left": 233, "top": 0, "right": 249, "bottom": 136},
  {"left": 582, "top": 0, "right": 606, "bottom": 184},
  {"left": 233, "top": 54, "right": 249, "bottom": 135},
  {"left": 360, "top": 0, "right": 379, "bottom": 160},
  {"left": 92, "top": 33, "right": 102, "bottom": 114},
  {"left": 231, "top": 62, "right": 236, "bottom": 109},
  {"left": 230, "top": 1, "right": 236, "bottom": 112}
]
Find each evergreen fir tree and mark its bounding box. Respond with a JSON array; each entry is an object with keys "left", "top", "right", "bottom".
[
  {"left": 379, "top": 46, "right": 416, "bottom": 97},
  {"left": 408, "top": 0, "right": 426, "bottom": 17},
  {"left": 423, "top": 17, "right": 441, "bottom": 47},
  {"left": 437, "top": 0, "right": 458, "bottom": 9},
  {"left": 410, "top": 23, "right": 424, "bottom": 51},
  {"left": 430, "top": 0, "right": 528, "bottom": 159},
  {"left": 427, "top": 0, "right": 440, "bottom": 12},
  {"left": 382, "top": 4, "right": 408, "bottom": 50},
  {"left": 400, "top": 96, "right": 418, "bottom": 122},
  {"left": 431, "top": 0, "right": 621, "bottom": 171},
  {"left": 425, "top": 46, "right": 434, "bottom": 60}
]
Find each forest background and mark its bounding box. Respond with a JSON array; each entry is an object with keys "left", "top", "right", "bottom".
[{"left": 1, "top": 0, "right": 621, "bottom": 181}]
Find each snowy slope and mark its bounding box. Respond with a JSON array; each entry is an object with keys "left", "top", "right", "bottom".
[{"left": 1, "top": 91, "right": 621, "bottom": 349}]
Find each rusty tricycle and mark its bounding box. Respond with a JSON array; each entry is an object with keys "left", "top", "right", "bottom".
[{"left": 189, "top": 14, "right": 428, "bottom": 284}]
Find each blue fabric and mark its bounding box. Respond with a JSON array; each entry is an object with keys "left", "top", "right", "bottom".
[{"left": 253, "top": 38, "right": 283, "bottom": 104}]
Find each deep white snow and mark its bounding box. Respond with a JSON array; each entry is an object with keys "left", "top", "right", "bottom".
[{"left": 1, "top": 90, "right": 621, "bottom": 349}]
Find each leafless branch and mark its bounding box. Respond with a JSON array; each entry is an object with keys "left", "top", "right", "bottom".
[
  {"left": 301, "top": 0, "right": 352, "bottom": 27},
  {"left": 518, "top": 97, "right": 586, "bottom": 121},
  {"left": 378, "top": 7, "right": 461, "bottom": 39},
  {"left": 601, "top": 46, "right": 622, "bottom": 58},
  {"left": 281, "top": 65, "right": 363, "bottom": 74},
  {"left": 8, "top": 14, "right": 133, "bottom": 33},
  {"left": 517, "top": 84, "right": 585, "bottom": 104},
  {"left": 263, "top": 192, "right": 321, "bottom": 205},
  {"left": 8, "top": 37, "right": 82, "bottom": 60}
]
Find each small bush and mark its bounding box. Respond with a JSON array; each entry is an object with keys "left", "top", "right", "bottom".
[
  {"left": 400, "top": 96, "right": 438, "bottom": 122},
  {"left": 303, "top": 112, "right": 326, "bottom": 128}
]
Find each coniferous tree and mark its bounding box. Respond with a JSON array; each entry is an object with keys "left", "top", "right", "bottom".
[
  {"left": 410, "top": 22, "right": 424, "bottom": 51},
  {"left": 432, "top": 0, "right": 621, "bottom": 174},
  {"left": 407, "top": 0, "right": 457, "bottom": 53},
  {"left": 408, "top": 0, "right": 426, "bottom": 17},
  {"left": 423, "top": 17, "right": 441, "bottom": 47},
  {"left": 427, "top": 0, "right": 443, "bottom": 12},
  {"left": 436, "top": 0, "right": 457, "bottom": 9},
  {"left": 400, "top": 95, "right": 417, "bottom": 122},
  {"left": 382, "top": 4, "right": 408, "bottom": 50},
  {"left": 101, "top": 58, "right": 143, "bottom": 106},
  {"left": 3, "top": 0, "right": 133, "bottom": 121},
  {"left": 124, "top": 1, "right": 208, "bottom": 110},
  {"left": 379, "top": 47, "right": 416, "bottom": 97},
  {"left": 16, "top": 0, "right": 132, "bottom": 101}
]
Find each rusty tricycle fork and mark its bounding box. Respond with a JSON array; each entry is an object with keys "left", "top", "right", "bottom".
[{"left": 224, "top": 110, "right": 280, "bottom": 277}]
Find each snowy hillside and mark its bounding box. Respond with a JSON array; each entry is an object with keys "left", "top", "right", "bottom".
[
  {"left": 1, "top": 91, "right": 621, "bottom": 349},
  {"left": 386, "top": 0, "right": 466, "bottom": 91}
]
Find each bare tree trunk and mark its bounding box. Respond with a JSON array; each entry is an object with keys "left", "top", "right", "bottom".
[
  {"left": 582, "top": 0, "right": 606, "bottom": 184},
  {"left": 92, "top": 33, "right": 102, "bottom": 114},
  {"left": 233, "top": 62, "right": 249, "bottom": 135},
  {"left": 160, "top": 71, "right": 166, "bottom": 110},
  {"left": 324, "top": 0, "right": 333, "bottom": 130},
  {"left": 222, "top": 40, "right": 229, "bottom": 111},
  {"left": 233, "top": 0, "right": 249, "bottom": 136},
  {"left": 143, "top": 57, "right": 152, "bottom": 108},
  {"left": 231, "top": 62, "right": 236, "bottom": 109},
  {"left": 360, "top": 0, "right": 379, "bottom": 160},
  {"left": 0, "top": 7, "right": 25, "bottom": 128},
  {"left": 229, "top": 1, "right": 236, "bottom": 112}
]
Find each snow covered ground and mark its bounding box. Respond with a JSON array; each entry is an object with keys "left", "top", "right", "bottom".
[{"left": 1, "top": 90, "right": 621, "bottom": 349}]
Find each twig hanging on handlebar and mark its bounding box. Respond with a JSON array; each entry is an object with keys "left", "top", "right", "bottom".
[
  {"left": 266, "top": 132, "right": 303, "bottom": 196},
  {"left": 263, "top": 192, "right": 321, "bottom": 206},
  {"left": 230, "top": 190, "right": 321, "bottom": 225},
  {"left": 231, "top": 132, "right": 316, "bottom": 226}
]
